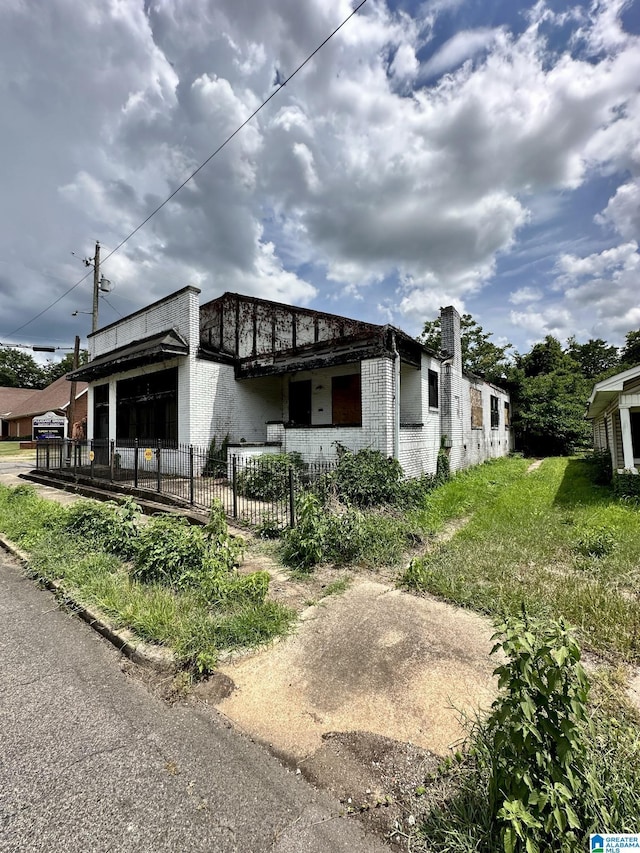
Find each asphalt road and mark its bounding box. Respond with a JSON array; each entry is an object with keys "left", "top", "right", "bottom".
[{"left": 0, "top": 551, "right": 387, "bottom": 853}]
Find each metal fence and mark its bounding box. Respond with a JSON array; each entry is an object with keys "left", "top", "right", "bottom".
[{"left": 34, "top": 439, "right": 335, "bottom": 529}]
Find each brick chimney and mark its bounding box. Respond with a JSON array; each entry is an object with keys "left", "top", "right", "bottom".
[{"left": 440, "top": 306, "right": 462, "bottom": 372}]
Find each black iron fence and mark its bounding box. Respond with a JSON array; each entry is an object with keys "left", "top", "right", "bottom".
[{"left": 35, "top": 440, "right": 335, "bottom": 529}]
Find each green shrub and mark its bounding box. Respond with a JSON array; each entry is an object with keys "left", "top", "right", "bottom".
[
  {"left": 331, "top": 446, "right": 402, "bottom": 507},
  {"left": 482, "top": 609, "right": 603, "bottom": 853},
  {"left": 397, "top": 473, "right": 441, "bottom": 508},
  {"left": 281, "top": 492, "right": 326, "bottom": 572},
  {"left": 256, "top": 512, "right": 285, "bottom": 539},
  {"left": 236, "top": 452, "right": 304, "bottom": 501},
  {"left": 613, "top": 470, "right": 640, "bottom": 500},
  {"left": 282, "top": 492, "right": 415, "bottom": 572},
  {"left": 64, "top": 497, "right": 141, "bottom": 559},
  {"left": 133, "top": 515, "right": 208, "bottom": 585},
  {"left": 436, "top": 446, "right": 451, "bottom": 482},
  {"left": 585, "top": 449, "right": 613, "bottom": 485},
  {"left": 572, "top": 525, "right": 615, "bottom": 558}
]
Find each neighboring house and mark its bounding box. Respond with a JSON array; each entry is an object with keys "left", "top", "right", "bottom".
[
  {"left": 68, "top": 286, "right": 513, "bottom": 476},
  {"left": 586, "top": 363, "right": 640, "bottom": 472},
  {"left": 1, "top": 375, "right": 88, "bottom": 439},
  {"left": 0, "top": 387, "right": 36, "bottom": 438}
]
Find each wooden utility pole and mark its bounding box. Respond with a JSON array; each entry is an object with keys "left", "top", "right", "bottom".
[
  {"left": 67, "top": 335, "right": 81, "bottom": 435},
  {"left": 92, "top": 241, "right": 100, "bottom": 333}
]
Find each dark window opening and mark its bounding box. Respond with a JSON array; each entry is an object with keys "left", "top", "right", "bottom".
[
  {"left": 632, "top": 412, "right": 640, "bottom": 458},
  {"left": 491, "top": 395, "right": 499, "bottom": 429},
  {"left": 93, "top": 383, "right": 109, "bottom": 441},
  {"left": 470, "top": 388, "right": 483, "bottom": 429},
  {"left": 332, "top": 374, "right": 362, "bottom": 425},
  {"left": 116, "top": 367, "right": 178, "bottom": 446},
  {"left": 428, "top": 370, "right": 439, "bottom": 409},
  {"left": 504, "top": 401, "right": 510, "bottom": 429},
  {"left": 289, "top": 379, "right": 312, "bottom": 425}
]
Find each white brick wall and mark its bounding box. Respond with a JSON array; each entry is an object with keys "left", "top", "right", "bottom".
[
  {"left": 86, "top": 289, "right": 513, "bottom": 477},
  {"left": 90, "top": 286, "right": 200, "bottom": 358}
]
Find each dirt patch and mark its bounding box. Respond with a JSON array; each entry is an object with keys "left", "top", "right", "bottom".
[
  {"left": 299, "top": 730, "right": 440, "bottom": 841},
  {"left": 527, "top": 459, "right": 544, "bottom": 473}
]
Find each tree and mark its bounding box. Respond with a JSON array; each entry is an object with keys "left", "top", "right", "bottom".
[
  {"left": 509, "top": 365, "right": 592, "bottom": 455},
  {"left": 0, "top": 348, "right": 46, "bottom": 389},
  {"left": 566, "top": 336, "right": 619, "bottom": 380},
  {"left": 420, "top": 314, "right": 512, "bottom": 385},
  {"left": 43, "top": 350, "right": 89, "bottom": 385},
  {"left": 508, "top": 337, "right": 592, "bottom": 455},
  {"left": 620, "top": 329, "right": 640, "bottom": 368},
  {"left": 517, "top": 335, "right": 568, "bottom": 378}
]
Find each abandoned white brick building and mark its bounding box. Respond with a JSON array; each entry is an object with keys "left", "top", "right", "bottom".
[{"left": 69, "top": 286, "right": 513, "bottom": 476}]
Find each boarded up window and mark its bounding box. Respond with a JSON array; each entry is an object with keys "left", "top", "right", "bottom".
[
  {"left": 332, "top": 374, "right": 362, "bottom": 425},
  {"left": 428, "top": 370, "right": 439, "bottom": 409},
  {"left": 289, "top": 380, "right": 312, "bottom": 425},
  {"left": 490, "top": 395, "right": 499, "bottom": 428},
  {"left": 470, "top": 387, "right": 483, "bottom": 429},
  {"left": 504, "top": 401, "right": 510, "bottom": 428}
]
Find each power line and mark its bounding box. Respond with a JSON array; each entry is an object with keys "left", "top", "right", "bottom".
[
  {"left": 100, "top": 0, "right": 368, "bottom": 268},
  {"left": 4, "top": 0, "right": 368, "bottom": 337}
]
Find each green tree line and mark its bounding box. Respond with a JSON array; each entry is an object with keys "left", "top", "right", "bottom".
[
  {"left": 421, "top": 315, "right": 640, "bottom": 456},
  {"left": 0, "top": 349, "right": 88, "bottom": 390}
]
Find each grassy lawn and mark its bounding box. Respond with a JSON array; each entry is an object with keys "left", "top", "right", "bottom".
[
  {"left": 0, "top": 484, "right": 293, "bottom": 674},
  {"left": 0, "top": 442, "right": 34, "bottom": 458},
  {"left": 403, "top": 455, "right": 640, "bottom": 662}
]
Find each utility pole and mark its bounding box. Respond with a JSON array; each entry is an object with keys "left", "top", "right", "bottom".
[
  {"left": 67, "top": 335, "right": 81, "bottom": 463},
  {"left": 92, "top": 241, "right": 100, "bottom": 333}
]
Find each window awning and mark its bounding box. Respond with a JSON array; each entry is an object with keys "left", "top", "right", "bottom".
[{"left": 67, "top": 329, "right": 189, "bottom": 383}]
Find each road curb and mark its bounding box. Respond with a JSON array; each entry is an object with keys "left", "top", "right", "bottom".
[{"left": 0, "top": 533, "right": 177, "bottom": 674}]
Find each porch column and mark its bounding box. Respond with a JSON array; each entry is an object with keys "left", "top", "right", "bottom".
[
  {"left": 619, "top": 406, "right": 636, "bottom": 471},
  {"left": 108, "top": 380, "right": 117, "bottom": 444}
]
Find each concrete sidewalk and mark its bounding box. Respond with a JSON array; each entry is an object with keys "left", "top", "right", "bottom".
[{"left": 205, "top": 579, "right": 497, "bottom": 761}]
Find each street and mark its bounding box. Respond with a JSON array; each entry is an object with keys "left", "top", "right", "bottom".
[{"left": 0, "top": 551, "right": 386, "bottom": 853}]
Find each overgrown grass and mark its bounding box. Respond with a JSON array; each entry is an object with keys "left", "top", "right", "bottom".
[
  {"left": 402, "top": 456, "right": 640, "bottom": 662},
  {"left": 0, "top": 485, "right": 293, "bottom": 674}
]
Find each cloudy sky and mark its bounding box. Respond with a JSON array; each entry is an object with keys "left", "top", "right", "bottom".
[{"left": 1, "top": 0, "right": 639, "bottom": 364}]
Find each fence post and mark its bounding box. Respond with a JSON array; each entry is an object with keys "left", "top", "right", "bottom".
[
  {"left": 289, "top": 466, "right": 296, "bottom": 527},
  {"left": 156, "top": 439, "right": 162, "bottom": 493},
  {"left": 232, "top": 456, "right": 238, "bottom": 519},
  {"left": 90, "top": 440, "right": 94, "bottom": 479},
  {"left": 109, "top": 440, "right": 115, "bottom": 482},
  {"left": 73, "top": 442, "right": 78, "bottom": 481},
  {"left": 189, "top": 445, "right": 195, "bottom": 506},
  {"left": 45, "top": 443, "right": 50, "bottom": 470},
  {"left": 134, "top": 439, "right": 139, "bottom": 489}
]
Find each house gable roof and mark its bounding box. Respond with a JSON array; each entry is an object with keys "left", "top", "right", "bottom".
[
  {"left": 4, "top": 375, "right": 88, "bottom": 421},
  {"left": 0, "top": 387, "right": 38, "bottom": 417},
  {"left": 586, "top": 363, "right": 640, "bottom": 419}
]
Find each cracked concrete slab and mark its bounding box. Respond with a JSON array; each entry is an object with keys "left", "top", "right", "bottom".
[{"left": 205, "top": 579, "right": 498, "bottom": 761}]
